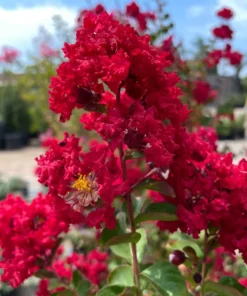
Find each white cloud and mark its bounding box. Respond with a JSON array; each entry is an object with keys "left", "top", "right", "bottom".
[
  {"left": 187, "top": 5, "right": 204, "bottom": 18},
  {"left": 0, "top": 5, "right": 78, "bottom": 51}
]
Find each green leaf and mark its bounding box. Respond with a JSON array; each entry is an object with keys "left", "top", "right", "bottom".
[
  {"left": 76, "top": 280, "right": 90, "bottom": 296},
  {"left": 125, "top": 150, "right": 143, "bottom": 160},
  {"left": 34, "top": 269, "right": 56, "bottom": 279},
  {"left": 141, "top": 262, "right": 188, "bottom": 296},
  {"left": 110, "top": 229, "right": 147, "bottom": 263},
  {"left": 169, "top": 239, "right": 203, "bottom": 259},
  {"left": 97, "top": 285, "right": 125, "bottom": 296},
  {"left": 99, "top": 225, "right": 122, "bottom": 246},
  {"left": 108, "top": 265, "right": 134, "bottom": 287},
  {"left": 136, "top": 228, "right": 147, "bottom": 263},
  {"left": 105, "top": 232, "right": 141, "bottom": 247},
  {"left": 73, "top": 270, "right": 82, "bottom": 288},
  {"left": 111, "top": 242, "right": 132, "bottom": 263},
  {"left": 136, "top": 179, "right": 175, "bottom": 197},
  {"left": 135, "top": 202, "right": 177, "bottom": 224},
  {"left": 219, "top": 277, "right": 245, "bottom": 293},
  {"left": 52, "top": 290, "right": 74, "bottom": 296},
  {"left": 203, "top": 281, "right": 243, "bottom": 296},
  {"left": 72, "top": 270, "right": 90, "bottom": 295},
  {"left": 116, "top": 212, "right": 127, "bottom": 233}
]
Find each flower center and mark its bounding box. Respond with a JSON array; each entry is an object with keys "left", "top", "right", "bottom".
[
  {"left": 68, "top": 174, "right": 99, "bottom": 210},
  {"left": 72, "top": 174, "right": 92, "bottom": 192}
]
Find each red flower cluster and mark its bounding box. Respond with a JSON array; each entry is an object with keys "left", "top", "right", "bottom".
[
  {"left": 38, "top": 10, "right": 190, "bottom": 231},
  {"left": 206, "top": 46, "right": 243, "bottom": 68},
  {"left": 0, "top": 193, "right": 83, "bottom": 287},
  {"left": 0, "top": 46, "right": 19, "bottom": 63},
  {"left": 126, "top": 2, "right": 155, "bottom": 31},
  {"left": 36, "top": 133, "right": 126, "bottom": 229},
  {"left": 67, "top": 249, "right": 108, "bottom": 285},
  {"left": 192, "top": 80, "right": 217, "bottom": 104},
  {"left": 208, "top": 247, "right": 236, "bottom": 282},
  {"left": 212, "top": 25, "right": 233, "bottom": 39},
  {"left": 205, "top": 49, "right": 223, "bottom": 68},
  {"left": 39, "top": 129, "right": 58, "bottom": 148},
  {"left": 155, "top": 130, "right": 247, "bottom": 262},
  {"left": 77, "top": 4, "right": 106, "bottom": 28},
  {"left": 36, "top": 249, "right": 108, "bottom": 295},
  {"left": 224, "top": 44, "right": 243, "bottom": 65},
  {"left": 217, "top": 7, "right": 233, "bottom": 20},
  {"left": 40, "top": 43, "right": 59, "bottom": 58},
  {"left": 208, "top": 7, "right": 242, "bottom": 68},
  {"left": 196, "top": 126, "right": 218, "bottom": 151}
]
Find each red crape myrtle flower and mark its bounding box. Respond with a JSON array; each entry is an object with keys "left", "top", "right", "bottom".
[
  {"left": 0, "top": 46, "right": 19, "bottom": 63},
  {"left": 77, "top": 4, "right": 106, "bottom": 28},
  {"left": 196, "top": 126, "right": 218, "bottom": 151},
  {"left": 217, "top": 7, "right": 233, "bottom": 20},
  {"left": 212, "top": 25, "right": 233, "bottom": 39},
  {"left": 192, "top": 80, "right": 217, "bottom": 104},
  {"left": 36, "top": 133, "right": 125, "bottom": 229},
  {"left": 205, "top": 49, "right": 223, "bottom": 68},
  {"left": 35, "top": 249, "right": 108, "bottom": 295},
  {"left": 224, "top": 44, "right": 243, "bottom": 66},
  {"left": 0, "top": 193, "right": 83, "bottom": 287},
  {"left": 155, "top": 131, "right": 247, "bottom": 263},
  {"left": 48, "top": 11, "right": 188, "bottom": 165},
  {"left": 40, "top": 43, "right": 59, "bottom": 58},
  {"left": 67, "top": 249, "right": 108, "bottom": 285},
  {"left": 126, "top": 2, "right": 155, "bottom": 31}
]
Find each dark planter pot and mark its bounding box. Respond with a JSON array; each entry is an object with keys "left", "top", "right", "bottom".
[
  {"left": 234, "top": 129, "right": 245, "bottom": 139},
  {"left": 4, "top": 133, "right": 24, "bottom": 150},
  {"left": 218, "top": 133, "right": 234, "bottom": 140},
  {"left": 21, "top": 132, "right": 29, "bottom": 146},
  {"left": 0, "top": 121, "right": 6, "bottom": 150}
]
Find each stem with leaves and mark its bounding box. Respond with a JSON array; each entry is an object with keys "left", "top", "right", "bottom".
[
  {"left": 200, "top": 230, "right": 209, "bottom": 296},
  {"left": 119, "top": 144, "right": 142, "bottom": 296}
]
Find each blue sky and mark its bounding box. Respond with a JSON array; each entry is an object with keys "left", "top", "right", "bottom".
[{"left": 0, "top": 0, "right": 246, "bottom": 64}]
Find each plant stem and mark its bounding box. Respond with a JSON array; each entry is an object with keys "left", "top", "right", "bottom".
[
  {"left": 126, "top": 193, "right": 141, "bottom": 296},
  {"left": 119, "top": 144, "right": 142, "bottom": 296},
  {"left": 200, "top": 230, "right": 209, "bottom": 296}
]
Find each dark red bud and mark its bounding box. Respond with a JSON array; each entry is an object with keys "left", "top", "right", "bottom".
[{"left": 169, "top": 250, "right": 186, "bottom": 266}]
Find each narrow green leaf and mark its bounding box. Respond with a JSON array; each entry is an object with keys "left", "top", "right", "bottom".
[
  {"left": 76, "top": 280, "right": 90, "bottom": 296},
  {"left": 141, "top": 262, "right": 188, "bottom": 296},
  {"left": 136, "top": 228, "right": 147, "bottom": 263},
  {"left": 125, "top": 150, "right": 143, "bottom": 160},
  {"left": 72, "top": 270, "right": 90, "bottom": 295},
  {"left": 116, "top": 212, "right": 127, "bottom": 233},
  {"left": 111, "top": 242, "right": 132, "bottom": 263},
  {"left": 135, "top": 202, "right": 177, "bottom": 224},
  {"left": 73, "top": 270, "right": 82, "bottom": 288},
  {"left": 52, "top": 290, "right": 74, "bottom": 296},
  {"left": 104, "top": 232, "right": 141, "bottom": 247},
  {"left": 136, "top": 179, "right": 175, "bottom": 197},
  {"left": 99, "top": 225, "right": 122, "bottom": 246},
  {"left": 169, "top": 239, "right": 203, "bottom": 259},
  {"left": 108, "top": 265, "right": 134, "bottom": 287},
  {"left": 111, "top": 229, "right": 147, "bottom": 263},
  {"left": 97, "top": 285, "right": 125, "bottom": 296},
  {"left": 34, "top": 269, "right": 56, "bottom": 279},
  {"left": 203, "top": 281, "right": 243, "bottom": 296},
  {"left": 183, "top": 246, "right": 198, "bottom": 264}
]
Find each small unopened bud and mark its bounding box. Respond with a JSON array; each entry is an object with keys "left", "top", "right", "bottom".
[
  {"left": 193, "top": 273, "right": 202, "bottom": 284},
  {"left": 169, "top": 250, "right": 186, "bottom": 266}
]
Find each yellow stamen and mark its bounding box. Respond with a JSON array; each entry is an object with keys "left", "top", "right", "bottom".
[{"left": 72, "top": 174, "right": 92, "bottom": 192}]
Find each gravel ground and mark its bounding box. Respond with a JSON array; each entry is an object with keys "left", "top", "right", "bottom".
[
  {"left": 0, "top": 146, "right": 44, "bottom": 198},
  {"left": 0, "top": 140, "right": 247, "bottom": 198}
]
